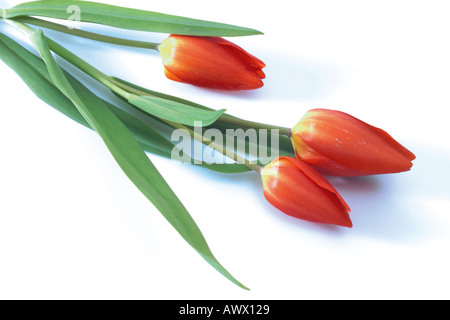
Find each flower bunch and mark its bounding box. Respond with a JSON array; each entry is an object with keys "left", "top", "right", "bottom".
[{"left": 0, "top": 1, "right": 414, "bottom": 289}]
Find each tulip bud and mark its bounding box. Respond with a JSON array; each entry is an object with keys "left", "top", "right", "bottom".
[
  {"left": 261, "top": 157, "right": 352, "bottom": 228},
  {"left": 158, "top": 35, "right": 265, "bottom": 90},
  {"left": 291, "top": 109, "right": 416, "bottom": 177}
]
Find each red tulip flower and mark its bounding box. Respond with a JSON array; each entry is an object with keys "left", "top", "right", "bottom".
[
  {"left": 158, "top": 35, "right": 265, "bottom": 90},
  {"left": 261, "top": 157, "right": 352, "bottom": 228},
  {"left": 291, "top": 109, "right": 416, "bottom": 177}
]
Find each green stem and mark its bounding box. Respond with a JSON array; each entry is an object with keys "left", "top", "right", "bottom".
[
  {"left": 10, "top": 16, "right": 161, "bottom": 50},
  {"left": 167, "top": 121, "right": 262, "bottom": 173},
  {"left": 49, "top": 39, "right": 134, "bottom": 100}
]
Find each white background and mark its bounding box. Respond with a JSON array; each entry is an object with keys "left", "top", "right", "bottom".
[{"left": 0, "top": 0, "right": 449, "bottom": 300}]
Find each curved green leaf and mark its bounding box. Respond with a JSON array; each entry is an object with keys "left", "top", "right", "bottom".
[
  {"left": 128, "top": 95, "right": 226, "bottom": 127},
  {"left": 112, "top": 77, "right": 214, "bottom": 111},
  {"left": 7, "top": 28, "right": 247, "bottom": 289},
  {"left": 5, "top": 1, "right": 263, "bottom": 37}
]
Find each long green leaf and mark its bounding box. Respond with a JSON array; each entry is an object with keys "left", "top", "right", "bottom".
[
  {"left": 5, "top": 0, "right": 263, "bottom": 37},
  {"left": 112, "top": 76, "right": 216, "bottom": 111},
  {"left": 0, "top": 32, "right": 251, "bottom": 174},
  {"left": 18, "top": 28, "right": 247, "bottom": 289}
]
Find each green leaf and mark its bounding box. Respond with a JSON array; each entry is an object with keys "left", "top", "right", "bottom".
[
  {"left": 128, "top": 94, "right": 226, "bottom": 127},
  {"left": 21, "top": 29, "right": 248, "bottom": 289},
  {"left": 112, "top": 77, "right": 215, "bottom": 111},
  {"left": 6, "top": 0, "right": 263, "bottom": 37},
  {"left": 0, "top": 32, "right": 250, "bottom": 174}
]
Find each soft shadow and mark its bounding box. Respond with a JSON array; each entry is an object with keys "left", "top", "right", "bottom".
[
  {"left": 188, "top": 164, "right": 261, "bottom": 189},
  {"left": 324, "top": 142, "right": 450, "bottom": 244},
  {"left": 328, "top": 176, "right": 381, "bottom": 193},
  {"left": 406, "top": 143, "right": 450, "bottom": 200}
]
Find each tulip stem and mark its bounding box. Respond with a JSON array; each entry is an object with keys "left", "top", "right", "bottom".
[
  {"left": 46, "top": 36, "right": 133, "bottom": 99},
  {"left": 10, "top": 16, "right": 160, "bottom": 50},
  {"left": 166, "top": 121, "right": 262, "bottom": 172}
]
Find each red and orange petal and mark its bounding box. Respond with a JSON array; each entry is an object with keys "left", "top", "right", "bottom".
[
  {"left": 293, "top": 109, "right": 416, "bottom": 176},
  {"left": 159, "top": 35, "right": 265, "bottom": 90},
  {"left": 212, "top": 37, "right": 266, "bottom": 72},
  {"left": 163, "top": 67, "right": 183, "bottom": 82},
  {"left": 262, "top": 157, "right": 352, "bottom": 228}
]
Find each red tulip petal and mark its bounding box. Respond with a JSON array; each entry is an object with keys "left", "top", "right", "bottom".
[
  {"left": 262, "top": 157, "right": 352, "bottom": 228},
  {"left": 297, "top": 109, "right": 415, "bottom": 175},
  {"left": 255, "top": 68, "right": 266, "bottom": 80},
  {"left": 213, "top": 37, "right": 266, "bottom": 70},
  {"left": 284, "top": 157, "right": 351, "bottom": 213},
  {"left": 366, "top": 124, "right": 417, "bottom": 162},
  {"left": 293, "top": 135, "right": 372, "bottom": 176},
  {"left": 163, "top": 67, "right": 183, "bottom": 82},
  {"left": 159, "top": 35, "right": 265, "bottom": 90}
]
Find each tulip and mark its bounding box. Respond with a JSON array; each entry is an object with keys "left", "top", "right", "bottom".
[
  {"left": 158, "top": 35, "right": 265, "bottom": 90},
  {"left": 291, "top": 109, "right": 416, "bottom": 177},
  {"left": 261, "top": 157, "right": 352, "bottom": 228}
]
